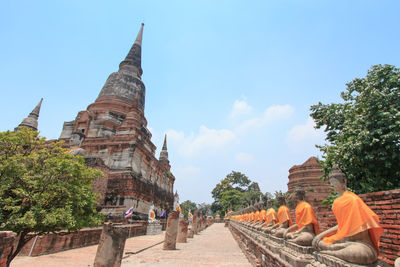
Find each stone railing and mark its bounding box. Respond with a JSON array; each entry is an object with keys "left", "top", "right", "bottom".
[{"left": 229, "top": 188, "right": 400, "bottom": 267}]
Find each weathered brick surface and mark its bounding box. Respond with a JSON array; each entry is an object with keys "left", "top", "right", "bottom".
[
  {"left": 0, "top": 231, "right": 16, "bottom": 267},
  {"left": 287, "top": 157, "right": 331, "bottom": 213},
  {"left": 18, "top": 222, "right": 146, "bottom": 257}
]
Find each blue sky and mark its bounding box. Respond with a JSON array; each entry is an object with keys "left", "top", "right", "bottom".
[{"left": 1, "top": 1, "right": 399, "bottom": 204}]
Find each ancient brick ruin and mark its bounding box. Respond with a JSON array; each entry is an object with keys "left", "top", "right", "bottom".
[
  {"left": 287, "top": 157, "right": 331, "bottom": 211},
  {"left": 58, "top": 23, "right": 175, "bottom": 220}
]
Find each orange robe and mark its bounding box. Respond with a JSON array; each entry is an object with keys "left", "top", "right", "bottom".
[
  {"left": 265, "top": 208, "right": 278, "bottom": 225},
  {"left": 259, "top": 210, "right": 266, "bottom": 223},
  {"left": 277, "top": 205, "right": 293, "bottom": 226},
  {"left": 323, "top": 191, "right": 383, "bottom": 253},
  {"left": 254, "top": 211, "right": 260, "bottom": 223},
  {"left": 295, "top": 201, "right": 319, "bottom": 234}
]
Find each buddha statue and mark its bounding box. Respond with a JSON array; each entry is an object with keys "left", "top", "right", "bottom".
[
  {"left": 312, "top": 164, "right": 383, "bottom": 265},
  {"left": 262, "top": 199, "right": 278, "bottom": 234},
  {"left": 271, "top": 194, "right": 293, "bottom": 238},
  {"left": 283, "top": 187, "right": 319, "bottom": 246}
]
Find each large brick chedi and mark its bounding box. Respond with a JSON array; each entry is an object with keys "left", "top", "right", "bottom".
[{"left": 59, "top": 24, "right": 175, "bottom": 220}]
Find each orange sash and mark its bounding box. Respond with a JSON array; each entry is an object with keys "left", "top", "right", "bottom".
[
  {"left": 323, "top": 191, "right": 383, "bottom": 253},
  {"left": 295, "top": 201, "right": 319, "bottom": 234},
  {"left": 265, "top": 208, "right": 278, "bottom": 225},
  {"left": 277, "top": 205, "right": 293, "bottom": 226},
  {"left": 254, "top": 211, "right": 260, "bottom": 222},
  {"left": 259, "top": 210, "right": 266, "bottom": 223}
]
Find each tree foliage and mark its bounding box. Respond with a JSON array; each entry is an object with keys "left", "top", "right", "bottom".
[
  {"left": 0, "top": 128, "right": 104, "bottom": 266},
  {"left": 211, "top": 171, "right": 262, "bottom": 216},
  {"left": 310, "top": 64, "right": 400, "bottom": 193},
  {"left": 180, "top": 200, "right": 197, "bottom": 219}
]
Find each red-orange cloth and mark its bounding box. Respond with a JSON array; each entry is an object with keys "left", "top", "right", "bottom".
[
  {"left": 259, "top": 210, "right": 266, "bottom": 223},
  {"left": 323, "top": 191, "right": 383, "bottom": 253},
  {"left": 277, "top": 205, "right": 293, "bottom": 226},
  {"left": 265, "top": 208, "right": 278, "bottom": 225},
  {"left": 254, "top": 211, "right": 260, "bottom": 222},
  {"left": 295, "top": 201, "right": 319, "bottom": 234}
]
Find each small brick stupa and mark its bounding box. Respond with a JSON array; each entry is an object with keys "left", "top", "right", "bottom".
[{"left": 287, "top": 157, "right": 331, "bottom": 211}]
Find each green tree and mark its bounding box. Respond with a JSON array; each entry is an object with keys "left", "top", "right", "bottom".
[
  {"left": 180, "top": 200, "right": 197, "bottom": 219},
  {"left": 310, "top": 64, "right": 400, "bottom": 193},
  {"left": 211, "top": 171, "right": 259, "bottom": 216},
  {"left": 0, "top": 128, "right": 104, "bottom": 266}
]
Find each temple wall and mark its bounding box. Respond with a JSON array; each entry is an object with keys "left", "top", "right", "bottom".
[
  {"left": 16, "top": 222, "right": 147, "bottom": 257},
  {"left": 0, "top": 231, "right": 16, "bottom": 266}
]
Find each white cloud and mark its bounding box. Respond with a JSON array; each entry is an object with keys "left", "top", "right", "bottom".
[
  {"left": 236, "top": 104, "right": 294, "bottom": 133},
  {"left": 235, "top": 152, "right": 255, "bottom": 164},
  {"left": 230, "top": 99, "right": 253, "bottom": 118},
  {"left": 286, "top": 117, "right": 325, "bottom": 151},
  {"left": 166, "top": 126, "right": 237, "bottom": 157}
]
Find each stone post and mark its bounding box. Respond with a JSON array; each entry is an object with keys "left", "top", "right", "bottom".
[
  {"left": 163, "top": 211, "right": 179, "bottom": 250},
  {"left": 176, "top": 219, "right": 188, "bottom": 243},
  {"left": 93, "top": 223, "right": 128, "bottom": 267},
  {"left": 187, "top": 226, "right": 194, "bottom": 238},
  {"left": 193, "top": 214, "right": 198, "bottom": 235}
]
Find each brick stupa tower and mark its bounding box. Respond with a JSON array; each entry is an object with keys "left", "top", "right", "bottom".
[
  {"left": 59, "top": 24, "right": 175, "bottom": 220},
  {"left": 287, "top": 157, "right": 331, "bottom": 211}
]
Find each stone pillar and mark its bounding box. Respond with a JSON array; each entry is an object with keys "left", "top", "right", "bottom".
[
  {"left": 163, "top": 211, "right": 179, "bottom": 250},
  {"left": 187, "top": 227, "right": 194, "bottom": 238},
  {"left": 176, "top": 220, "right": 188, "bottom": 243},
  {"left": 192, "top": 215, "right": 198, "bottom": 235},
  {"left": 93, "top": 223, "right": 128, "bottom": 267}
]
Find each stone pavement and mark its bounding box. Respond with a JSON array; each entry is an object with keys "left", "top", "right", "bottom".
[{"left": 11, "top": 223, "right": 250, "bottom": 267}]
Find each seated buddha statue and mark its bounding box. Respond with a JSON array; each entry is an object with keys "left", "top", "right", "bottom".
[
  {"left": 283, "top": 187, "right": 319, "bottom": 246},
  {"left": 312, "top": 164, "right": 383, "bottom": 265},
  {"left": 262, "top": 199, "right": 278, "bottom": 234},
  {"left": 271, "top": 194, "right": 293, "bottom": 238}
]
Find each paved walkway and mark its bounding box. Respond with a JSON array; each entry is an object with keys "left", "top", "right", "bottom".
[{"left": 12, "top": 223, "right": 250, "bottom": 267}]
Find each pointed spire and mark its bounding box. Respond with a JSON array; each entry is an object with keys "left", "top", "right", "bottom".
[
  {"left": 162, "top": 134, "right": 167, "bottom": 150},
  {"left": 159, "top": 134, "right": 169, "bottom": 162},
  {"left": 17, "top": 98, "right": 43, "bottom": 131},
  {"left": 119, "top": 23, "right": 144, "bottom": 74}
]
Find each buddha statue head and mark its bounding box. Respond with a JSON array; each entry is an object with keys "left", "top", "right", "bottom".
[
  {"left": 294, "top": 186, "right": 306, "bottom": 203},
  {"left": 267, "top": 198, "right": 274, "bottom": 209},
  {"left": 329, "top": 164, "right": 347, "bottom": 195},
  {"left": 277, "top": 193, "right": 286, "bottom": 206}
]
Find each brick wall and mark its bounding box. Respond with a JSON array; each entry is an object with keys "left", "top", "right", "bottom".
[
  {"left": 360, "top": 189, "right": 400, "bottom": 265},
  {"left": 18, "top": 222, "right": 147, "bottom": 257},
  {"left": 0, "top": 231, "right": 16, "bottom": 267}
]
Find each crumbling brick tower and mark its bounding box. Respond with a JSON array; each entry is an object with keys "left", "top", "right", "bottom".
[
  {"left": 59, "top": 24, "right": 175, "bottom": 220},
  {"left": 287, "top": 157, "right": 331, "bottom": 211}
]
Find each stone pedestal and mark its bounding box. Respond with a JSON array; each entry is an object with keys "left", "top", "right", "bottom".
[
  {"left": 93, "top": 223, "right": 128, "bottom": 267},
  {"left": 187, "top": 227, "right": 194, "bottom": 238},
  {"left": 163, "top": 211, "right": 179, "bottom": 250},
  {"left": 193, "top": 215, "right": 198, "bottom": 234},
  {"left": 279, "top": 241, "right": 314, "bottom": 267},
  {"left": 146, "top": 220, "right": 162, "bottom": 235},
  {"left": 176, "top": 220, "right": 188, "bottom": 243},
  {"left": 307, "top": 252, "right": 390, "bottom": 267}
]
